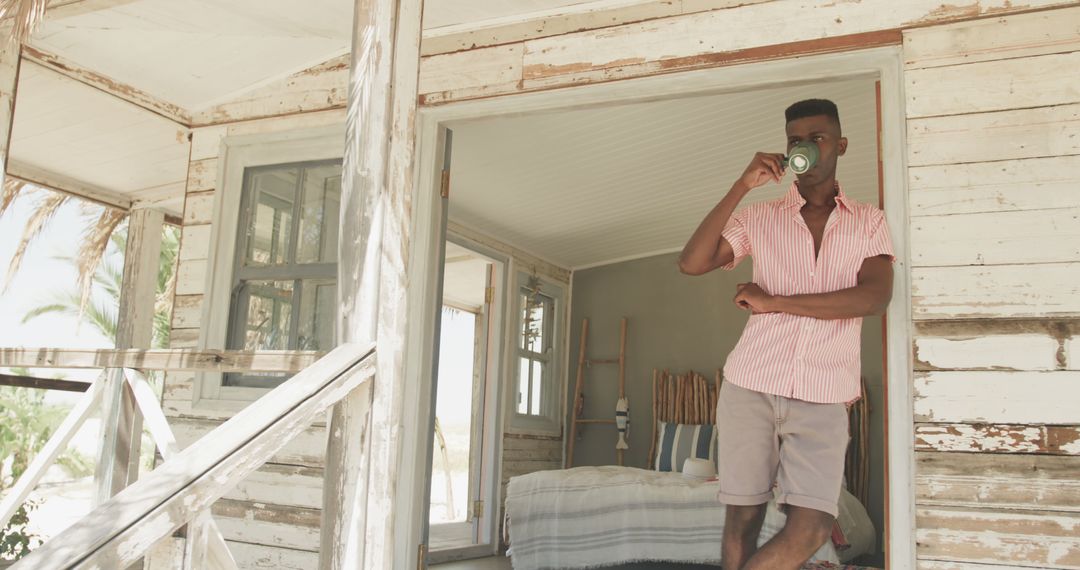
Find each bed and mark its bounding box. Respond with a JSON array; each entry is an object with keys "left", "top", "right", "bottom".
[{"left": 504, "top": 370, "right": 877, "bottom": 570}]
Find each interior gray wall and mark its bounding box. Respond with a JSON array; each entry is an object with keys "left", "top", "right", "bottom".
[{"left": 565, "top": 251, "right": 885, "bottom": 554}]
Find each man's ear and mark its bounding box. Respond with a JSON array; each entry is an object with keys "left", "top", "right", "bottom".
[{"left": 837, "top": 136, "right": 848, "bottom": 156}]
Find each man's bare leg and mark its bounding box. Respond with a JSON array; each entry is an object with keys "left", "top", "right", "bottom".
[
  {"left": 721, "top": 504, "right": 767, "bottom": 570},
  {"left": 741, "top": 505, "right": 833, "bottom": 570}
]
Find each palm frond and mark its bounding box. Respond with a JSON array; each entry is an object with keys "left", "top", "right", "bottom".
[
  {"left": 76, "top": 208, "right": 126, "bottom": 319},
  {"left": 0, "top": 0, "right": 48, "bottom": 46},
  {"left": 3, "top": 190, "right": 68, "bottom": 292},
  {"left": 0, "top": 176, "right": 25, "bottom": 217}
]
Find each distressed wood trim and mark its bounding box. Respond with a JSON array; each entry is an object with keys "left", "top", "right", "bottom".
[
  {"left": 322, "top": 0, "right": 425, "bottom": 567},
  {"left": 10, "top": 343, "right": 375, "bottom": 570},
  {"left": 915, "top": 506, "right": 1080, "bottom": 567},
  {"left": 0, "top": 347, "right": 324, "bottom": 373},
  {"left": 21, "top": 46, "right": 192, "bottom": 126},
  {"left": 522, "top": 29, "right": 902, "bottom": 90},
  {"left": 913, "top": 371, "right": 1080, "bottom": 424},
  {"left": 915, "top": 424, "right": 1080, "bottom": 455},
  {"left": 8, "top": 160, "right": 131, "bottom": 210},
  {"left": 916, "top": 452, "right": 1080, "bottom": 512}
]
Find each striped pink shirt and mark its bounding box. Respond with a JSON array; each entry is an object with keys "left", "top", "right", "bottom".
[{"left": 720, "top": 182, "right": 894, "bottom": 404}]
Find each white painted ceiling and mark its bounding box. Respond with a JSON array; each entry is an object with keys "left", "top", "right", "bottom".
[
  {"left": 9, "top": 62, "right": 190, "bottom": 215},
  {"left": 31, "top": 0, "right": 353, "bottom": 111},
  {"left": 447, "top": 77, "right": 880, "bottom": 270},
  {"left": 10, "top": 0, "right": 609, "bottom": 214}
]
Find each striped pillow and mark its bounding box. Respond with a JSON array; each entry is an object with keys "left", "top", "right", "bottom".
[{"left": 654, "top": 421, "right": 717, "bottom": 473}]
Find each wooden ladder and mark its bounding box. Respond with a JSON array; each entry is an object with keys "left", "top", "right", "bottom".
[{"left": 566, "top": 317, "right": 628, "bottom": 467}]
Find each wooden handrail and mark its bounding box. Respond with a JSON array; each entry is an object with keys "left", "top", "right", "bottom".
[
  {"left": 0, "top": 372, "right": 91, "bottom": 392},
  {"left": 0, "top": 347, "right": 324, "bottom": 373},
  {"left": 10, "top": 342, "right": 376, "bottom": 569}
]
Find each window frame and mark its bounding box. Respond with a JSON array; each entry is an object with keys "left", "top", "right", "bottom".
[
  {"left": 506, "top": 272, "right": 565, "bottom": 435},
  {"left": 194, "top": 125, "right": 345, "bottom": 410},
  {"left": 224, "top": 160, "right": 341, "bottom": 388}
]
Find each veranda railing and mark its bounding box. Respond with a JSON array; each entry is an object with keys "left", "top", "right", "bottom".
[{"left": 0, "top": 343, "right": 375, "bottom": 569}]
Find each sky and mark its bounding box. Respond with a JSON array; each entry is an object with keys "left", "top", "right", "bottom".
[{"left": 0, "top": 191, "right": 117, "bottom": 392}]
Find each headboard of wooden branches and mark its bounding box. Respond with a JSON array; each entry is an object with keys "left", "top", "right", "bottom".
[
  {"left": 645, "top": 369, "right": 872, "bottom": 509},
  {"left": 647, "top": 370, "right": 721, "bottom": 467}
]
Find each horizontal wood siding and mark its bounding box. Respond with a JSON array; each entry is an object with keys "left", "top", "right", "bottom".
[
  {"left": 906, "top": 8, "right": 1080, "bottom": 568},
  {"left": 153, "top": 110, "right": 348, "bottom": 567}
]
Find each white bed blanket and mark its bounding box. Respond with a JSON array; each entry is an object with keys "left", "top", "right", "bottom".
[{"left": 506, "top": 466, "right": 838, "bottom": 570}]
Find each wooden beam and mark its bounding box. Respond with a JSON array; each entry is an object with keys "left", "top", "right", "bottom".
[
  {"left": 0, "top": 372, "right": 91, "bottom": 392},
  {"left": 94, "top": 208, "right": 163, "bottom": 505},
  {"left": 0, "top": 38, "right": 20, "bottom": 187},
  {"left": 8, "top": 159, "right": 131, "bottom": 210},
  {"left": 22, "top": 45, "right": 191, "bottom": 126},
  {"left": 6, "top": 162, "right": 185, "bottom": 225},
  {"left": 0, "top": 347, "right": 323, "bottom": 373},
  {"left": 9, "top": 343, "right": 375, "bottom": 570},
  {"left": 321, "top": 0, "right": 424, "bottom": 568}
]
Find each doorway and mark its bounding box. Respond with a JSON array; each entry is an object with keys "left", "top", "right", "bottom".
[
  {"left": 428, "top": 239, "right": 504, "bottom": 557},
  {"left": 407, "top": 46, "right": 914, "bottom": 569}
]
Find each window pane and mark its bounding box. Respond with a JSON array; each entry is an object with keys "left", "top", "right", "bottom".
[
  {"left": 296, "top": 165, "right": 342, "bottom": 264},
  {"left": 296, "top": 280, "right": 336, "bottom": 351},
  {"left": 236, "top": 280, "right": 294, "bottom": 351},
  {"left": 522, "top": 293, "right": 547, "bottom": 353},
  {"left": 517, "top": 357, "right": 530, "bottom": 415},
  {"left": 531, "top": 360, "right": 543, "bottom": 416},
  {"left": 245, "top": 169, "right": 298, "bottom": 266}
]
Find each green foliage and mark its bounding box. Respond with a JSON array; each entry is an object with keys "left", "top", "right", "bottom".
[
  {"left": 22, "top": 224, "right": 180, "bottom": 349},
  {"left": 0, "top": 385, "right": 93, "bottom": 561}
]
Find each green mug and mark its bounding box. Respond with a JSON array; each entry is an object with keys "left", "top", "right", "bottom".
[{"left": 784, "top": 142, "right": 819, "bottom": 175}]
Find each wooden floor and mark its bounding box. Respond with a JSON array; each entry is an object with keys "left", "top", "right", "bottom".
[{"left": 430, "top": 557, "right": 721, "bottom": 569}]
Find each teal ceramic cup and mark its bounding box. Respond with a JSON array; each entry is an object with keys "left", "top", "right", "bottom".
[{"left": 784, "top": 141, "right": 819, "bottom": 175}]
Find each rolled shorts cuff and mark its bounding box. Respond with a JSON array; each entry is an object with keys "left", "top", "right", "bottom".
[
  {"left": 717, "top": 490, "right": 773, "bottom": 507},
  {"left": 775, "top": 492, "right": 839, "bottom": 518}
]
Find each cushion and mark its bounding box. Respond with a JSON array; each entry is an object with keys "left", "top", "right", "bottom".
[{"left": 654, "top": 421, "right": 717, "bottom": 472}]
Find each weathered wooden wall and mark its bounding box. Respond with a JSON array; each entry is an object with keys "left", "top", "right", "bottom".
[
  {"left": 154, "top": 1, "right": 1080, "bottom": 567},
  {"left": 904, "top": 8, "right": 1080, "bottom": 569},
  {"left": 158, "top": 110, "right": 346, "bottom": 569}
]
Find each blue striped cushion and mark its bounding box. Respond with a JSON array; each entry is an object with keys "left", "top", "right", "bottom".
[{"left": 654, "top": 422, "right": 717, "bottom": 472}]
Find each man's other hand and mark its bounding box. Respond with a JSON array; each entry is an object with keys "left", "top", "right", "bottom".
[{"left": 734, "top": 282, "right": 775, "bottom": 314}]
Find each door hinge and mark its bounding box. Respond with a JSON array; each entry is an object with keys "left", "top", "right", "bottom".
[
  {"left": 473, "top": 499, "right": 484, "bottom": 519},
  {"left": 417, "top": 543, "right": 427, "bottom": 570},
  {"left": 485, "top": 286, "right": 495, "bottom": 304},
  {"left": 440, "top": 170, "right": 451, "bottom": 199}
]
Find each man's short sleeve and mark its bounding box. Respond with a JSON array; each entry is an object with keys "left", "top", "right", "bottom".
[
  {"left": 864, "top": 209, "right": 895, "bottom": 262},
  {"left": 720, "top": 208, "right": 752, "bottom": 270}
]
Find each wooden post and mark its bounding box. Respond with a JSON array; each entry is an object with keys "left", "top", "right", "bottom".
[
  {"left": 94, "top": 208, "right": 164, "bottom": 505},
  {"left": 0, "top": 38, "right": 19, "bottom": 184},
  {"left": 320, "top": 0, "right": 425, "bottom": 567}
]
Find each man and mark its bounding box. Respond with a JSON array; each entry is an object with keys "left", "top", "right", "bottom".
[{"left": 678, "top": 99, "right": 894, "bottom": 570}]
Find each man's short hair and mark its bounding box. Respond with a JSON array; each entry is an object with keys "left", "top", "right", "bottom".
[{"left": 785, "top": 99, "right": 841, "bottom": 129}]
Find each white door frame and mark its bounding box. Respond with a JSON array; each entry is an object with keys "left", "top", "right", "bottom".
[
  {"left": 428, "top": 235, "right": 509, "bottom": 563},
  {"left": 403, "top": 46, "right": 915, "bottom": 568}
]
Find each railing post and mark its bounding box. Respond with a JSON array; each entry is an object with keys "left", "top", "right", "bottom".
[
  {"left": 94, "top": 207, "right": 164, "bottom": 504},
  {"left": 321, "top": 0, "right": 425, "bottom": 568}
]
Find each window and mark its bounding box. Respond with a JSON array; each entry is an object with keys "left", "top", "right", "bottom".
[
  {"left": 224, "top": 160, "right": 341, "bottom": 387},
  {"left": 516, "top": 289, "right": 554, "bottom": 416},
  {"left": 509, "top": 274, "right": 564, "bottom": 434}
]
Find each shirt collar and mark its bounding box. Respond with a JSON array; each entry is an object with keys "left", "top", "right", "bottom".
[{"left": 781, "top": 181, "right": 853, "bottom": 213}]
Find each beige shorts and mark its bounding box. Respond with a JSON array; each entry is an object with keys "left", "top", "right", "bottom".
[{"left": 715, "top": 382, "right": 849, "bottom": 518}]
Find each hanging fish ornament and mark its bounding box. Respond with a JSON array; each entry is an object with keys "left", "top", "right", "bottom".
[{"left": 615, "top": 397, "right": 630, "bottom": 450}]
